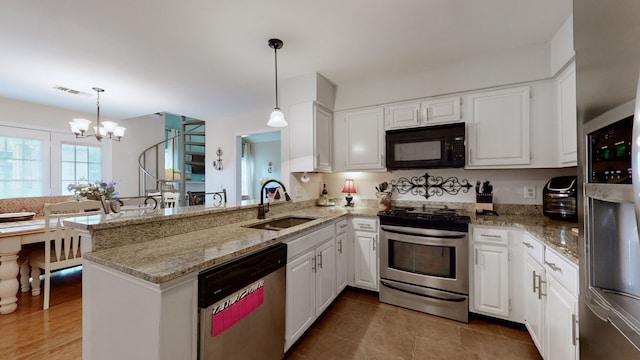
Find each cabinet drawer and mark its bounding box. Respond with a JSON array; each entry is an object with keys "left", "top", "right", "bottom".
[
  {"left": 473, "top": 227, "right": 509, "bottom": 246},
  {"left": 335, "top": 219, "right": 348, "bottom": 235},
  {"left": 544, "top": 247, "right": 578, "bottom": 296},
  {"left": 286, "top": 225, "right": 335, "bottom": 261},
  {"left": 352, "top": 218, "right": 377, "bottom": 232},
  {"left": 522, "top": 233, "right": 544, "bottom": 264}
]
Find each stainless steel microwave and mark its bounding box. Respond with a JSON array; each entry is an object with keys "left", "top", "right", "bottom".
[{"left": 385, "top": 122, "right": 465, "bottom": 169}]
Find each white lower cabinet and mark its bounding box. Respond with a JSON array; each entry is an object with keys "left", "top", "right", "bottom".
[
  {"left": 352, "top": 217, "right": 379, "bottom": 291},
  {"left": 522, "top": 232, "right": 579, "bottom": 360},
  {"left": 543, "top": 247, "right": 579, "bottom": 360},
  {"left": 522, "top": 233, "right": 545, "bottom": 353},
  {"left": 335, "top": 219, "right": 348, "bottom": 293},
  {"left": 285, "top": 224, "right": 336, "bottom": 351},
  {"left": 470, "top": 226, "right": 523, "bottom": 322}
]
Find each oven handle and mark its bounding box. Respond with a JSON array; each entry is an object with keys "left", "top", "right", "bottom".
[
  {"left": 380, "top": 279, "right": 467, "bottom": 302},
  {"left": 380, "top": 225, "right": 467, "bottom": 239}
]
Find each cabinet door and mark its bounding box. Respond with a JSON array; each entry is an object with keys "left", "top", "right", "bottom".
[
  {"left": 314, "top": 105, "right": 332, "bottom": 171},
  {"left": 473, "top": 243, "right": 510, "bottom": 317},
  {"left": 335, "top": 233, "right": 348, "bottom": 293},
  {"left": 385, "top": 102, "right": 420, "bottom": 130},
  {"left": 345, "top": 108, "right": 385, "bottom": 170},
  {"left": 289, "top": 102, "right": 332, "bottom": 172},
  {"left": 544, "top": 275, "right": 578, "bottom": 360},
  {"left": 354, "top": 230, "right": 378, "bottom": 290},
  {"left": 557, "top": 63, "right": 577, "bottom": 166},
  {"left": 315, "top": 240, "right": 336, "bottom": 315},
  {"left": 285, "top": 250, "right": 315, "bottom": 350},
  {"left": 421, "top": 96, "right": 461, "bottom": 125},
  {"left": 524, "top": 253, "right": 545, "bottom": 354},
  {"left": 467, "top": 87, "right": 530, "bottom": 166}
]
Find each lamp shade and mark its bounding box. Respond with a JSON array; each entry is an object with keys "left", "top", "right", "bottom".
[
  {"left": 341, "top": 179, "right": 356, "bottom": 194},
  {"left": 267, "top": 109, "right": 287, "bottom": 127}
]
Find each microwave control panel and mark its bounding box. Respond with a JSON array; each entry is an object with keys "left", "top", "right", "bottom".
[
  {"left": 450, "top": 136, "right": 465, "bottom": 162},
  {"left": 589, "top": 116, "right": 632, "bottom": 184}
]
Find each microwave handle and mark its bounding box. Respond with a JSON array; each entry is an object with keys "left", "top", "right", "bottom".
[{"left": 634, "top": 75, "right": 640, "bottom": 231}]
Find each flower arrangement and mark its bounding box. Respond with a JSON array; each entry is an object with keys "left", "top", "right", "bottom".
[{"left": 67, "top": 180, "right": 118, "bottom": 201}]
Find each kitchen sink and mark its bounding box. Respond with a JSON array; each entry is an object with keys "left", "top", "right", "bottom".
[{"left": 246, "top": 216, "right": 316, "bottom": 230}]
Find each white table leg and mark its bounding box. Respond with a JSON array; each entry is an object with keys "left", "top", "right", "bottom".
[
  {"left": 18, "top": 253, "right": 31, "bottom": 293},
  {"left": 0, "top": 235, "right": 22, "bottom": 314}
]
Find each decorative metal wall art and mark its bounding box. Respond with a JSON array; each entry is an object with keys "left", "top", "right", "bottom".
[{"left": 390, "top": 173, "right": 473, "bottom": 199}]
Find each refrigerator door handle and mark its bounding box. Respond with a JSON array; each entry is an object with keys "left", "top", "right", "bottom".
[{"left": 633, "top": 74, "right": 640, "bottom": 230}]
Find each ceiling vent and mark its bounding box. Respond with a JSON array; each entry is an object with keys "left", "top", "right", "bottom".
[{"left": 52, "top": 85, "right": 91, "bottom": 96}]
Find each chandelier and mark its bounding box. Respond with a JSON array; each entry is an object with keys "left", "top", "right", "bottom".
[{"left": 69, "top": 87, "right": 126, "bottom": 141}]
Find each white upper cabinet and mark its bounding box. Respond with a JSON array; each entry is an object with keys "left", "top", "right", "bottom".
[
  {"left": 290, "top": 101, "right": 332, "bottom": 172},
  {"left": 466, "top": 87, "right": 531, "bottom": 167},
  {"left": 421, "top": 96, "right": 462, "bottom": 125},
  {"left": 557, "top": 62, "right": 577, "bottom": 166},
  {"left": 385, "top": 102, "right": 421, "bottom": 129},
  {"left": 335, "top": 107, "right": 385, "bottom": 171},
  {"left": 385, "top": 96, "right": 462, "bottom": 130}
]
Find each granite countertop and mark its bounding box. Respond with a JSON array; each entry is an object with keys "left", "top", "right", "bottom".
[
  {"left": 472, "top": 214, "right": 579, "bottom": 265},
  {"left": 83, "top": 203, "right": 578, "bottom": 285},
  {"left": 83, "top": 206, "right": 377, "bottom": 284}
]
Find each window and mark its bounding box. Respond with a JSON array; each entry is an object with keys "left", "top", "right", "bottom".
[
  {"left": 0, "top": 126, "right": 50, "bottom": 198},
  {"left": 61, "top": 143, "right": 102, "bottom": 194},
  {"left": 0, "top": 124, "right": 109, "bottom": 199}
]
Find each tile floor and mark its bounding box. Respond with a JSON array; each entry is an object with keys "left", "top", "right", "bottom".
[{"left": 284, "top": 288, "right": 542, "bottom": 360}]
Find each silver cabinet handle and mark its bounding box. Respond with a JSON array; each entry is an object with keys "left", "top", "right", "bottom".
[
  {"left": 481, "top": 234, "right": 502, "bottom": 239},
  {"left": 318, "top": 253, "right": 323, "bottom": 269},
  {"left": 475, "top": 248, "right": 478, "bottom": 265},
  {"left": 373, "top": 237, "right": 376, "bottom": 251},
  {"left": 360, "top": 224, "right": 373, "bottom": 229},
  {"left": 533, "top": 271, "right": 539, "bottom": 293},
  {"left": 545, "top": 261, "right": 562, "bottom": 273},
  {"left": 522, "top": 241, "right": 534, "bottom": 249},
  {"left": 340, "top": 223, "right": 347, "bottom": 229},
  {"left": 380, "top": 154, "right": 384, "bottom": 165},
  {"left": 312, "top": 256, "right": 316, "bottom": 272},
  {"left": 572, "top": 314, "right": 578, "bottom": 346},
  {"left": 538, "top": 277, "right": 547, "bottom": 300},
  {"left": 338, "top": 239, "right": 343, "bottom": 254}
]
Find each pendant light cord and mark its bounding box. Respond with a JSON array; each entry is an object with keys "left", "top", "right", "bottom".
[{"left": 274, "top": 46, "right": 279, "bottom": 110}]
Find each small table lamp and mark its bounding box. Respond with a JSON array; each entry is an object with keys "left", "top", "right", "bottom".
[{"left": 341, "top": 179, "right": 356, "bottom": 207}]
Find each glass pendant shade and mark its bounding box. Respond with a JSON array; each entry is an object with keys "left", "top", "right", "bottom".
[
  {"left": 113, "top": 126, "right": 126, "bottom": 138},
  {"left": 267, "top": 108, "right": 288, "bottom": 127},
  {"left": 71, "top": 118, "right": 92, "bottom": 133},
  {"left": 101, "top": 121, "right": 118, "bottom": 134}
]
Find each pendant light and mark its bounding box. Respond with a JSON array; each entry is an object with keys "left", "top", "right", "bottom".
[
  {"left": 69, "top": 87, "right": 126, "bottom": 141},
  {"left": 267, "top": 38, "right": 288, "bottom": 127}
]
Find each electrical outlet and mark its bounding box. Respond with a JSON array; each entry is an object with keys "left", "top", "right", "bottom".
[
  {"left": 524, "top": 186, "right": 536, "bottom": 199},
  {"left": 295, "top": 186, "right": 302, "bottom": 198}
]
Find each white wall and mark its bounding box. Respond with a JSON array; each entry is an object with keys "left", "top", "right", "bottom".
[
  {"left": 333, "top": 42, "right": 552, "bottom": 112},
  {"left": 322, "top": 167, "right": 576, "bottom": 206},
  {"left": 112, "top": 114, "right": 165, "bottom": 196},
  {"left": 0, "top": 95, "right": 164, "bottom": 197},
  {"left": 550, "top": 15, "right": 575, "bottom": 76}
]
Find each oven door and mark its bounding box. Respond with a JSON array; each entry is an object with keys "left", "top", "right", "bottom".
[{"left": 380, "top": 225, "right": 469, "bottom": 295}]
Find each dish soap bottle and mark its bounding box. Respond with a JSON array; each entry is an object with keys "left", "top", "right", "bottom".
[{"left": 321, "top": 184, "right": 328, "bottom": 204}]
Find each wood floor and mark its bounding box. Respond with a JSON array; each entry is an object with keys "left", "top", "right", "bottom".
[
  {"left": 0, "top": 266, "right": 83, "bottom": 360},
  {"left": 1, "top": 268, "right": 540, "bottom": 360}
]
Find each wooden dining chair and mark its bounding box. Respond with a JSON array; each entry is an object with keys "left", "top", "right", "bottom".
[
  {"left": 187, "top": 189, "right": 227, "bottom": 206},
  {"left": 29, "top": 199, "right": 104, "bottom": 310}
]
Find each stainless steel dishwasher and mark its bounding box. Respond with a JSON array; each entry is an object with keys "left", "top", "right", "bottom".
[{"left": 198, "top": 243, "right": 287, "bottom": 360}]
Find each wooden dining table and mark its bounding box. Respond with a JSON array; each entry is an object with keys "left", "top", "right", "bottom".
[{"left": 0, "top": 218, "right": 47, "bottom": 314}]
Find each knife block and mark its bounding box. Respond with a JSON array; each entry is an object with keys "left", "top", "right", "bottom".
[{"left": 475, "top": 194, "right": 494, "bottom": 213}]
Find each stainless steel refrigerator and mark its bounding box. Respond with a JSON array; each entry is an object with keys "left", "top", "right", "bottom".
[{"left": 575, "top": 0, "right": 640, "bottom": 358}]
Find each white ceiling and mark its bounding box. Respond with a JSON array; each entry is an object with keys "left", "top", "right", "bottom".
[{"left": 0, "top": 0, "right": 571, "bottom": 121}]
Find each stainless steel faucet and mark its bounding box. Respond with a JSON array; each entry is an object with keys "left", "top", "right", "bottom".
[{"left": 258, "top": 179, "right": 292, "bottom": 219}]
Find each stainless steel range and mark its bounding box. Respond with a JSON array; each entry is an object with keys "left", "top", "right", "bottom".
[{"left": 378, "top": 206, "right": 471, "bottom": 322}]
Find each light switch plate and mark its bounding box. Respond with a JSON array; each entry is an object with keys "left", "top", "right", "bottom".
[{"left": 524, "top": 186, "right": 536, "bottom": 199}]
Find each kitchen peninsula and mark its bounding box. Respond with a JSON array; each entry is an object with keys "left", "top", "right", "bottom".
[{"left": 69, "top": 200, "right": 577, "bottom": 360}]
